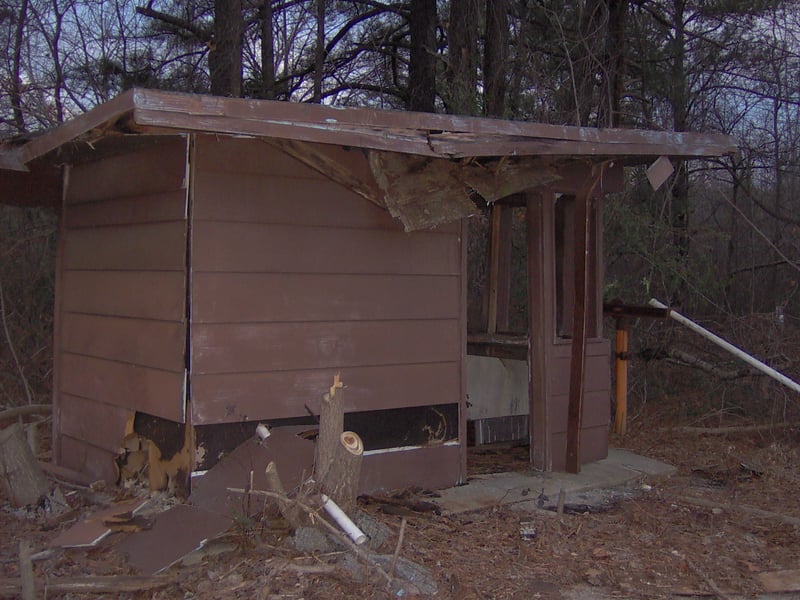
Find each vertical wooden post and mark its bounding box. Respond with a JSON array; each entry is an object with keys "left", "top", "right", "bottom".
[
  {"left": 565, "top": 168, "right": 603, "bottom": 474},
  {"left": 487, "top": 205, "right": 502, "bottom": 334},
  {"left": 613, "top": 317, "right": 629, "bottom": 436},
  {"left": 527, "top": 192, "right": 554, "bottom": 471},
  {"left": 496, "top": 205, "right": 513, "bottom": 333}
]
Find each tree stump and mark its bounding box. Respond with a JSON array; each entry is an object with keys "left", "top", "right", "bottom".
[
  {"left": 0, "top": 422, "right": 50, "bottom": 507},
  {"left": 324, "top": 431, "right": 364, "bottom": 514},
  {"left": 314, "top": 376, "right": 344, "bottom": 485}
]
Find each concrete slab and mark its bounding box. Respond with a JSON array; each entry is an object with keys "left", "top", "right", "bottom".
[{"left": 433, "top": 448, "right": 676, "bottom": 514}]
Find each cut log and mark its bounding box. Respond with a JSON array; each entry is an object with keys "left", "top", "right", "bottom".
[
  {"left": 314, "top": 375, "right": 344, "bottom": 485},
  {"left": 0, "top": 422, "right": 51, "bottom": 506},
  {"left": 324, "top": 431, "right": 364, "bottom": 514},
  {"left": 757, "top": 569, "right": 800, "bottom": 593},
  {"left": 264, "top": 461, "right": 304, "bottom": 530}
]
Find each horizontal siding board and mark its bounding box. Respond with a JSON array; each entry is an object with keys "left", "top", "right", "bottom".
[
  {"left": 191, "top": 319, "right": 459, "bottom": 374},
  {"left": 191, "top": 362, "right": 460, "bottom": 423},
  {"left": 550, "top": 390, "right": 610, "bottom": 432},
  {"left": 193, "top": 134, "right": 323, "bottom": 178},
  {"left": 67, "top": 137, "right": 187, "bottom": 204},
  {"left": 62, "top": 270, "right": 186, "bottom": 321},
  {"left": 193, "top": 170, "right": 399, "bottom": 230},
  {"left": 65, "top": 190, "right": 187, "bottom": 228},
  {"left": 58, "top": 435, "right": 119, "bottom": 483},
  {"left": 549, "top": 342, "right": 611, "bottom": 397},
  {"left": 59, "top": 394, "right": 131, "bottom": 453},
  {"left": 61, "top": 313, "right": 185, "bottom": 372},
  {"left": 60, "top": 353, "right": 185, "bottom": 422},
  {"left": 192, "top": 273, "right": 459, "bottom": 323},
  {"left": 63, "top": 222, "right": 187, "bottom": 271},
  {"left": 551, "top": 427, "right": 608, "bottom": 470},
  {"left": 191, "top": 221, "right": 459, "bottom": 275}
]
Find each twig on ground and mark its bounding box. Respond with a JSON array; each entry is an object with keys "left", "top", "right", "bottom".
[
  {"left": 227, "top": 487, "right": 392, "bottom": 583},
  {"left": 389, "top": 517, "right": 407, "bottom": 577}
]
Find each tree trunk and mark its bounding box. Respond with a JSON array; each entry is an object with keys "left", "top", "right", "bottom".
[
  {"left": 210, "top": 0, "right": 243, "bottom": 97},
  {"left": 11, "top": 0, "right": 28, "bottom": 132},
  {"left": 483, "top": 0, "right": 509, "bottom": 117},
  {"left": 313, "top": 0, "right": 325, "bottom": 102},
  {"left": 260, "top": 0, "right": 275, "bottom": 99},
  {"left": 445, "top": 0, "right": 480, "bottom": 115},
  {"left": 324, "top": 432, "right": 363, "bottom": 514},
  {"left": 599, "top": 0, "right": 627, "bottom": 127},
  {"left": 0, "top": 423, "right": 50, "bottom": 507},
  {"left": 314, "top": 387, "right": 344, "bottom": 485},
  {"left": 408, "top": 0, "right": 437, "bottom": 112}
]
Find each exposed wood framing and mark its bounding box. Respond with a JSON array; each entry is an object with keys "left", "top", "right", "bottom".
[
  {"left": 462, "top": 158, "right": 560, "bottom": 202},
  {"left": 264, "top": 139, "right": 384, "bottom": 208},
  {"left": 486, "top": 204, "right": 513, "bottom": 333}
]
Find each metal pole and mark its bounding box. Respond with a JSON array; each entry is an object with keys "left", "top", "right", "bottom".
[{"left": 649, "top": 298, "right": 800, "bottom": 394}]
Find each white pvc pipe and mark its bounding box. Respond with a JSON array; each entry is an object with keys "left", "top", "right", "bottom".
[
  {"left": 320, "top": 494, "right": 367, "bottom": 545},
  {"left": 649, "top": 298, "right": 800, "bottom": 394}
]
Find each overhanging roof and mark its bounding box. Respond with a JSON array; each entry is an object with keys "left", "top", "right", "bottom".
[
  {"left": 5, "top": 88, "right": 737, "bottom": 168},
  {"left": 0, "top": 89, "right": 737, "bottom": 227}
]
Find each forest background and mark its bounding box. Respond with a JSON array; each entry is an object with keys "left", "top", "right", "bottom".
[{"left": 0, "top": 0, "right": 798, "bottom": 420}]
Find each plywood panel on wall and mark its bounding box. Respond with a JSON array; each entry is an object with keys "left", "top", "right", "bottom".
[
  {"left": 192, "top": 319, "right": 459, "bottom": 374},
  {"left": 63, "top": 222, "right": 187, "bottom": 271},
  {"left": 191, "top": 362, "right": 461, "bottom": 423},
  {"left": 189, "top": 135, "right": 466, "bottom": 450},
  {"left": 62, "top": 271, "right": 185, "bottom": 321},
  {"left": 58, "top": 394, "right": 131, "bottom": 454},
  {"left": 56, "top": 134, "right": 189, "bottom": 459},
  {"left": 191, "top": 221, "right": 459, "bottom": 275},
  {"left": 191, "top": 273, "right": 459, "bottom": 323},
  {"left": 61, "top": 313, "right": 185, "bottom": 372},
  {"left": 67, "top": 137, "right": 188, "bottom": 204},
  {"left": 60, "top": 353, "right": 185, "bottom": 422}
]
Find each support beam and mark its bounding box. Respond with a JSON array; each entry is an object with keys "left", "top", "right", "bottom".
[
  {"left": 565, "top": 168, "right": 603, "bottom": 474},
  {"left": 527, "top": 192, "right": 554, "bottom": 471}
]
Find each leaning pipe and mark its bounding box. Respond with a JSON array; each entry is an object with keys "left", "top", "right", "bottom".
[{"left": 649, "top": 298, "right": 800, "bottom": 394}]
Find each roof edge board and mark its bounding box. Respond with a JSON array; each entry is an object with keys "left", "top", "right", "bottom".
[
  {"left": 131, "top": 88, "right": 737, "bottom": 153},
  {"left": 19, "top": 90, "right": 137, "bottom": 164},
  {"left": 0, "top": 148, "right": 28, "bottom": 172}
]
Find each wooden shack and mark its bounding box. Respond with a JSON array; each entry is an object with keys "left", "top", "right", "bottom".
[{"left": 0, "top": 90, "right": 736, "bottom": 493}]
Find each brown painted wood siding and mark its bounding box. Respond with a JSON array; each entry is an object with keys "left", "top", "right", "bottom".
[
  {"left": 549, "top": 338, "right": 611, "bottom": 470},
  {"left": 56, "top": 137, "right": 189, "bottom": 478},
  {"left": 189, "top": 135, "right": 464, "bottom": 425}
]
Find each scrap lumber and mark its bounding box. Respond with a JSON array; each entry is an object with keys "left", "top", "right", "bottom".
[
  {"left": 0, "top": 422, "right": 51, "bottom": 506},
  {"left": 0, "top": 575, "right": 173, "bottom": 596},
  {"left": 264, "top": 461, "right": 304, "bottom": 529},
  {"left": 18, "top": 541, "right": 34, "bottom": 600},
  {"left": 757, "top": 569, "right": 800, "bottom": 593}
]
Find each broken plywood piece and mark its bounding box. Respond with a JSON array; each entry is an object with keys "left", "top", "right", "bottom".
[
  {"left": 757, "top": 569, "right": 800, "bottom": 593},
  {"left": 115, "top": 504, "right": 231, "bottom": 575},
  {"left": 191, "top": 425, "right": 315, "bottom": 516},
  {"left": 368, "top": 151, "right": 476, "bottom": 231},
  {"left": 116, "top": 425, "right": 315, "bottom": 575},
  {"left": 51, "top": 497, "right": 149, "bottom": 548}
]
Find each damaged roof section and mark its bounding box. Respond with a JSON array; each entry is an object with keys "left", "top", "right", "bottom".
[{"left": 0, "top": 88, "right": 738, "bottom": 229}]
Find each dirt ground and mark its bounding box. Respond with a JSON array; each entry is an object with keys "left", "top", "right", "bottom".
[{"left": 2, "top": 385, "right": 800, "bottom": 599}]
